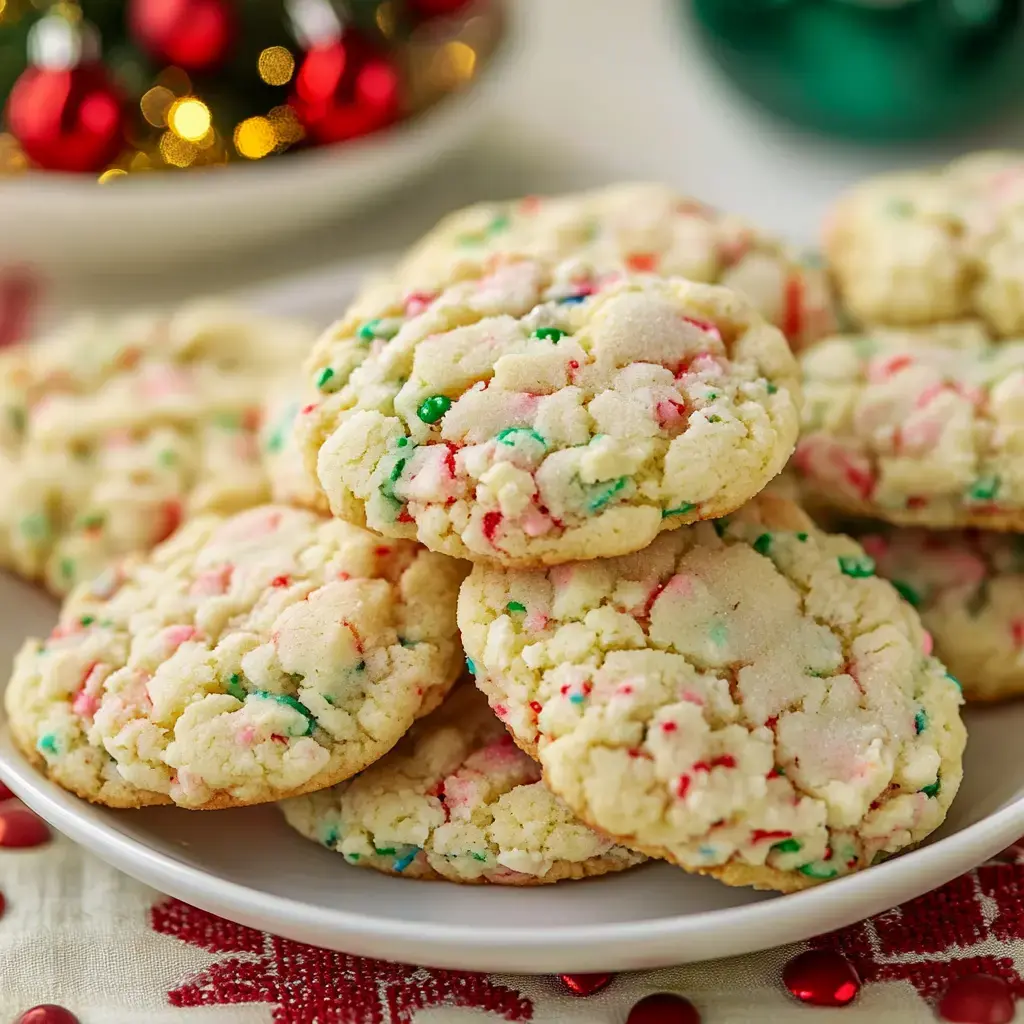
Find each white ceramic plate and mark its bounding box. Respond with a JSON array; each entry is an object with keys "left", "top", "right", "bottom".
[{"left": 2, "top": 264, "right": 1024, "bottom": 975}]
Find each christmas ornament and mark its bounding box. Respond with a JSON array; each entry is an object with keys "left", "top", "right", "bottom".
[
  {"left": 783, "top": 949, "right": 861, "bottom": 1007},
  {"left": 5, "top": 14, "right": 125, "bottom": 173},
  {"left": 128, "top": 0, "right": 236, "bottom": 73},
  {"left": 14, "top": 1008, "right": 80, "bottom": 1024},
  {"left": 690, "top": 0, "right": 1024, "bottom": 141},
  {"left": 290, "top": 31, "right": 400, "bottom": 145},
  {"left": 559, "top": 973, "right": 613, "bottom": 996},
  {"left": 626, "top": 993, "right": 701, "bottom": 1024},
  {"left": 0, "top": 805, "right": 51, "bottom": 848},
  {"left": 938, "top": 974, "right": 1016, "bottom": 1024}
]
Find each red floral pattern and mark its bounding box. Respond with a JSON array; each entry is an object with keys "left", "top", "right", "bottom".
[
  {"left": 151, "top": 898, "right": 533, "bottom": 1023},
  {"left": 811, "top": 843, "right": 1024, "bottom": 1006}
]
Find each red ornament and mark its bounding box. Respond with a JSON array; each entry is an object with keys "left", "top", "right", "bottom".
[
  {"left": 0, "top": 779, "right": 14, "bottom": 801},
  {"left": 626, "top": 993, "right": 701, "bottom": 1024},
  {"left": 15, "top": 1007, "right": 79, "bottom": 1024},
  {"left": 290, "top": 32, "right": 400, "bottom": 146},
  {"left": 5, "top": 64, "right": 124, "bottom": 174},
  {"left": 559, "top": 973, "right": 613, "bottom": 996},
  {"left": 938, "top": 974, "right": 1016, "bottom": 1024},
  {"left": 0, "top": 806, "right": 51, "bottom": 848},
  {"left": 783, "top": 949, "right": 861, "bottom": 1007},
  {"left": 128, "top": 0, "right": 235, "bottom": 72},
  {"left": 406, "top": 0, "right": 475, "bottom": 18}
]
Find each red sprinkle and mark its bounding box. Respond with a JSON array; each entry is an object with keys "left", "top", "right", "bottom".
[
  {"left": 782, "top": 273, "right": 804, "bottom": 340},
  {"left": 907, "top": 495, "right": 929, "bottom": 510},
  {"left": 270, "top": 734, "right": 288, "bottom": 745},
  {"left": 751, "top": 829, "right": 792, "bottom": 844},
  {"left": 270, "top": 575, "right": 290, "bottom": 588},
  {"left": 625, "top": 252, "right": 659, "bottom": 273},
  {"left": 397, "top": 508, "right": 415, "bottom": 524},
  {"left": 374, "top": 546, "right": 391, "bottom": 557},
  {"left": 482, "top": 511, "right": 503, "bottom": 544},
  {"left": 676, "top": 775, "right": 691, "bottom": 799},
  {"left": 155, "top": 500, "right": 183, "bottom": 544},
  {"left": 529, "top": 700, "right": 543, "bottom": 715},
  {"left": 301, "top": 403, "right": 317, "bottom": 415},
  {"left": 341, "top": 620, "right": 364, "bottom": 654},
  {"left": 0, "top": 806, "right": 50, "bottom": 848},
  {"left": 1011, "top": 621, "right": 1024, "bottom": 649},
  {"left": 15, "top": 1007, "right": 80, "bottom": 1024},
  {"left": 844, "top": 465, "right": 876, "bottom": 501},
  {"left": 661, "top": 721, "right": 678, "bottom": 733},
  {"left": 442, "top": 443, "right": 458, "bottom": 479}
]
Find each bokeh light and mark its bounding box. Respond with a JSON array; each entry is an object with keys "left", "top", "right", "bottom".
[
  {"left": 168, "top": 98, "right": 212, "bottom": 142},
  {"left": 97, "top": 167, "right": 127, "bottom": 183},
  {"left": 140, "top": 86, "right": 175, "bottom": 128},
  {"left": 233, "top": 116, "right": 276, "bottom": 160},
  {"left": 257, "top": 46, "right": 295, "bottom": 86}
]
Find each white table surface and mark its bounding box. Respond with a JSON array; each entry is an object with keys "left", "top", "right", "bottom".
[{"left": 41, "top": 0, "right": 1024, "bottom": 308}]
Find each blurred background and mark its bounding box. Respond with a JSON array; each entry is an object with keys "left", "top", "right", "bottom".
[{"left": 2, "top": 0, "right": 1024, "bottom": 310}]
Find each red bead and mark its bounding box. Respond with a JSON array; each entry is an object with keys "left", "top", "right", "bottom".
[
  {"left": 559, "top": 973, "right": 613, "bottom": 996},
  {"left": 938, "top": 974, "right": 1016, "bottom": 1024},
  {"left": 15, "top": 1007, "right": 79, "bottom": 1024},
  {"left": 626, "top": 993, "right": 701, "bottom": 1024},
  {"left": 0, "top": 806, "right": 51, "bottom": 848},
  {"left": 290, "top": 32, "right": 400, "bottom": 146},
  {"left": 128, "top": 0, "right": 235, "bottom": 72},
  {"left": 6, "top": 64, "right": 124, "bottom": 174},
  {"left": 783, "top": 949, "right": 861, "bottom": 1007}
]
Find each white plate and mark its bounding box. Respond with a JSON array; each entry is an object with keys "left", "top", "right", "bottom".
[{"left": 2, "top": 264, "right": 1024, "bottom": 975}]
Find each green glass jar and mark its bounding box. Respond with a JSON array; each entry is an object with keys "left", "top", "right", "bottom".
[{"left": 690, "top": 0, "right": 1024, "bottom": 142}]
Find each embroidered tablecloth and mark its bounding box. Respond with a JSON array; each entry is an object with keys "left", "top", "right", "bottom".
[{"left": 2, "top": 787, "right": 1021, "bottom": 1024}]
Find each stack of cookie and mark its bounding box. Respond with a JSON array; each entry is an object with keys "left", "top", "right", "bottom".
[
  {"left": 3, "top": 183, "right": 969, "bottom": 895},
  {"left": 795, "top": 152, "right": 1024, "bottom": 705}
]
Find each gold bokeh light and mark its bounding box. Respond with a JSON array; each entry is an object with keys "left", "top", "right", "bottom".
[
  {"left": 234, "top": 117, "right": 276, "bottom": 160},
  {"left": 168, "top": 98, "right": 212, "bottom": 142},
  {"left": 258, "top": 46, "right": 295, "bottom": 86}
]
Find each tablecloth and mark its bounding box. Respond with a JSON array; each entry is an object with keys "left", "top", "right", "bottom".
[{"left": 2, "top": 789, "right": 1022, "bottom": 1024}]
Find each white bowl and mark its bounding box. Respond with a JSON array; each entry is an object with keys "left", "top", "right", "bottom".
[
  {"left": 0, "top": 41, "right": 509, "bottom": 277},
  {"left": 1, "top": 262, "right": 1023, "bottom": 974}
]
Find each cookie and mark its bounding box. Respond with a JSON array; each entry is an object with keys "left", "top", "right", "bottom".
[
  {"left": 280, "top": 686, "right": 645, "bottom": 884},
  {"left": 846, "top": 524, "right": 1024, "bottom": 704},
  {"left": 795, "top": 324, "right": 1024, "bottom": 530},
  {"left": 5, "top": 505, "right": 468, "bottom": 809},
  {"left": 458, "top": 493, "right": 965, "bottom": 893},
  {"left": 0, "top": 302, "right": 316, "bottom": 594},
  {"left": 299, "top": 256, "right": 801, "bottom": 566},
  {"left": 398, "top": 183, "right": 837, "bottom": 349},
  {"left": 261, "top": 388, "right": 328, "bottom": 512},
  {"left": 826, "top": 151, "right": 1024, "bottom": 334}
]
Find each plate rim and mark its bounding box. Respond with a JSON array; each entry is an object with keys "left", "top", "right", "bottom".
[{"left": 2, "top": 717, "right": 1022, "bottom": 974}]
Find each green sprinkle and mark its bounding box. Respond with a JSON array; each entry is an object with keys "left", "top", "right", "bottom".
[
  {"left": 772, "top": 838, "right": 802, "bottom": 854},
  {"left": 417, "top": 394, "right": 452, "bottom": 424},
  {"left": 399, "top": 637, "right": 418, "bottom": 648},
  {"left": 946, "top": 672, "right": 963, "bottom": 691},
  {"left": 707, "top": 414, "right": 721, "bottom": 423},
  {"left": 19, "top": 513, "right": 50, "bottom": 541},
  {"left": 356, "top": 318, "right": 399, "bottom": 342},
  {"left": 706, "top": 391, "right": 718, "bottom": 401},
  {"left": 77, "top": 513, "right": 105, "bottom": 531},
  {"left": 506, "top": 601, "right": 526, "bottom": 614},
  {"left": 968, "top": 475, "right": 1001, "bottom": 502},
  {"left": 380, "top": 456, "right": 407, "bottom": 504},
  {"left": 226, "top": 673, "right": 246, "bottom": 701},
  {"left": 59, "top": 558, "right": 75, "bottom": 582},
  {"left": 532, "top": 327, "right": 566, "bottom": 342},
  {"left": 315, "top": 366, "right": 337, "bottom": 392},
  {"left": 8, "top": 406, "right": 25, "bottom": 433},
  {"left": 838, "top": 554, "right": 875, "bottom": 578},
  {"left": 914, "top": 709, "right": 928, "bottom": 735},
  {"left": 37, "top": 733, "right": 59, "bottom": 756},
  {"left": 713, "top": 518, "right": 729, "bottom": 537},
  {"left": 466, "top": 657, "right": 477, "bottom": 675},
  {"left": 347, "top": 852, "right": 361, "bottom": 862},
  {"left": 375, "top": 847, "right": 397, "bottom": 856},
  {"left": 253, "top": 691, "right": 317, "bottom": 736},
  {"left": 921, "top": 779, "right": 941, "bottom": 799},
  {"left": 79, "top": 615, "right": 95, "bottom": 627},
  {"left": 488, "top": 214, "right": 510, "bottom": 235},
  {"left": 587, "top": 476, "right": 628, "bottom": 513},
  {"left": 355, "top": 661, "right": 366, "bottom": 672},
  {"left": 470, "top": 851, "right": 488, "bottom": 862},
  {"left": 753, "top": 533, "right": 772, "bottom": 556},
  {"left": 158, "top": 448, "right": 178, "bottom": 466},
  {"left": 798, "top": 862, "right": 839, "bottom": 880},
  {"left": 893, "top": 580, "right": 922, "bottom": 608},
  {"left": 663, "top": 503, "right": 696, "bottom": 518},
  {"left": 323, "top": 827, "right": 339, "bottom": 847},
  {"left": 395, "top": 436, "right": 409, "bottom": 448},
  {"left": 796, "top": 532, "right": 808, "bottom": 542},
  {"left": 885, "top": 197, "right": 915, "bottom": 218},
  {"left": 709, "top": 621, "right": 729, "bottom": 646},
  {"left": 766, "top": 382, "right": 778, "bottom": 395},
  {"left": 214, "top": 412, "right": 240, "bottom": 430},
  {"left": 495, "top": 426, "right": 547, "bottom": 449}
]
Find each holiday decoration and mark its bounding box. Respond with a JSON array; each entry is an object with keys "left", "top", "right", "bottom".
[
  {"left": 14, "top": 1008, "right": 80, "bottom": 1024},
  {"left": 691, "top": 0, "right": 1024, "bottom": 141},
  {"left": 559, "top": 973, "right": 613, "bottom": 996},
  {"left": 782, "top": 948, "right": 861, "bottom": 1007},
  {"left": 0, "top": 0, "right": 504, "bottom": 176},
  {"left": 0, "top": 805, "right": 50, "bottom": 849},
  {"left": 937, "top": 975, "right": 1016, "bottom": 1024},
  {"left": 626, "top": 993, "right": 702, "bottom": 1024}
]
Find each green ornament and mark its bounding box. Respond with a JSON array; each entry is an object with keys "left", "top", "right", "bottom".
[{"left": 689, "top": 0, "right": 1024, "bottom": 141}]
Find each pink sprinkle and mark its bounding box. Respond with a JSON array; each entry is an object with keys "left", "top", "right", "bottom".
[
  {"left": 666, "top": 573, "right": 695, "bottom": 597},
  {"left": 680, "top": 316, "right": 722, "bottom": 342},
  {"left": 72, "top": 690, "right": 99, "bottom": 719},
  {"left": 616, "top": 683, "right": 634, "bottom": 696},
  {"left": 868, "top": 353, "right": 914, "bottom": 383},
  {"left": 519, "top": 195, "right": 541, "bottom": 213},
  {"left": 301, "top": 403, "right": 317, "bottom": 415},
  {"left": 859, "top": 535, "right": 888, "bottom": 561},
  {"left": 405, "top": 291, "right": 438, "bottom": 316},
  {"left": 921, "top": 631, "right": 934, "bottom": 656},
  {"left": 523, "top": 611, "right": 548, "bottom": 632},
  {"left": 237, "top": 726, "right": 256, "bottom": 746},
  {"left": 521, "top": 509, "right": 553, "bottom": 537},
  {"left": 164, "top": 625, "right": 199, "bottom": 651},
  {"left": 680, "top": 690, "right": 704, "bottom": 706},
  {"left": 656, "top": 398, "right": 687, "bottom": 429},
  {"left": 900, "top": 417, "right": 943, "bottom": 452},
  {"left": 190, "top": 564, "right": 234, "bottom": 596},
  {"left": 915, "top": 382, "right": 948, "bottom": 409},
  {"left": 141, "top": 366, "right": 193, "bottom": 399},
  {"left": 493, "top": 704, "right": 508, "bottom": 719}
]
